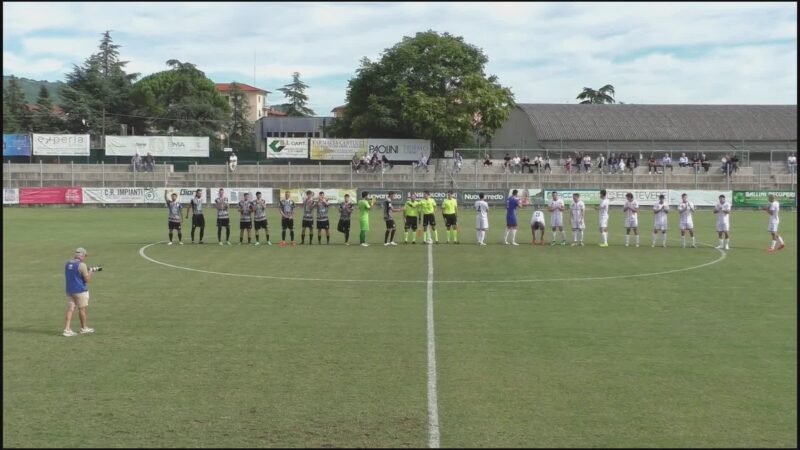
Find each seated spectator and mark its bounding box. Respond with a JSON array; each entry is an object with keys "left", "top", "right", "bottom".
[
  {"left": 351, "top": 153, "right": 362, "bottom": 172},
  {"left": 662, "top": 153, "right": 673, "bottom": 172},
  {"left": 503, "top": 153, "right": 512, "bottom": 171},
  {"left": 648, "top": 155, "right": 658, "bottom": 174},
  {"left": 691, "top": 154, "right": 700, "bottom": 172},
  {"left": 415, "top": 153, "right": 429, "bottom": 172},
  {"left": 574, "top": 153, "right": 582, "bottom": 173},
  {"left": 361, "top": 154, "right": 371, "bottom": 171},
  {"left": 483, "top": 154, "right": 493, "bottom": 167},
  {"left": 145, "top": 152, "right": 155, "bottom": 172},
  {"left": 565, "top": 158, "right": 572, "bottom": 172},
  {"left": 619, "top": 158, "right": 627, "bottom": 173},
  {"left": 626, "top": 155, "right": 637, "bottom": 172},
  {"left": 521, "top": 155, "right": 532, "bottom": 173},
  {"left": 532, "top": 155, "right": 541, "bottom": 173},
  {"left": 380, "top": 154, "right": 392, "bottom": 171},
  {"left": 453, "top": 152, "right": 463, "bottom": 173},
  {"left": 730, "top": 154, "right": 739, "bottom": 173},
  {"left": 788, "top": 153, "right": 797, "bottom": 174},
  {"left": 678, "top": 152, "right": 689, "bottom": 167},
  {"left": 369, "top": 151, "right": 379, "bottom": 169},
  {"left": 228, "top": 151, "right": 238, "bottom": 172},
  {"left": 700, "top": 154, "right": 711, "bottom": 173},
  {"left": 583, "top": 154, "right": 591, "bottom": 173},
  {"left": 132, "top": 152, "right": 142, "bottom": 172},
  {"left": 608, "top": 155, "right": 617, "bottom": 173},
  {"left": 511, "top": 155, "right": 521, "bottom": 173}
]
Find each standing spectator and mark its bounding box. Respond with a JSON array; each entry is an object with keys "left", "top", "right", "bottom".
[
  {"left": 351, "top": 153, "right": 362, "bottom": 172},
  {"left": 619, "top": 157, "right": 627, "bottom": 173},
  {"left": 627, "top": 154, "right": 637, "bottom": 172},
  {"left": 483, "top": 153, "right": 493, "bottom": 167},
  {"left": 132, "top": 152, "right": 142, "bottom": 172},
  {"left": 662, "top": 153, "right": 673, "bottom": 172},
  {"left": 145, "top": 152, "right": 155, "bottom": 172},
  {"left": 730, "top": 154, "right": 739, "bottom": 173},
  {"left": 62, "top": 247, "right": 97, "bottom": 337},
  {"left": 574, "top": 153, "right": 582, "bottom": 173},
  {"left": 542, "top": 155, "right": 552, "bottom": 173},
  {"left": 532, "top": 155, "right": 541, "bottom": 173},
  {"left": 511, "top": 155, "right": 521, "bottom": 173},
  {"left": 583, "top": 154, "right": 591, "bottom": 173},
  {"left": 228, "top": 151, "right": 238, "bottom": 172},
  {"left": 788, "top": 153, "right": 797, "bottom": 174},
  {"left": 596, "top": 154, "right": 605, "bottom": 172},
  {"left": 564, "top": 157, "right": 572, "bottom": 172},
  {"left": 453, "top": 152, "right": 463, "bottom": 173},
  {"left": 679, "top": 152, "right": 689, "bottom": 167},
  {"left": 380, "top": 154, "right": 392, "bottom": 172},
  {"left": 521, "top": 155, "right": 532, "bottom": 173}
]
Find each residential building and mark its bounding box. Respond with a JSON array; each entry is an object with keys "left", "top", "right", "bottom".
[{"left": 215, "top": 83, "right": 270, "bottom": 122}]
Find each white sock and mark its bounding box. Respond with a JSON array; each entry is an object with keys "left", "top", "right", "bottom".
[
  {"left": 635, "top": 235, "right": 640, "bottom": 245},
  {"left": 625, "top": 234, "right": 630, "bottom": 245},
  {"left": 771, "top": 240, "right": 777, "bottom": 249},
  {"left": 662, "top": 233, "right": 667, "bottom": 245},
  {"left": 602, "top": 232, "right": 607, "bottom": 244},
  {"left": 652, "top": 233, "right": 657, "bottom": 245},
  {"left": 480, "top": 230, "right": 486, "bottom": 243},
  {"left": 561, "top": 231, "right": 566, "bottom": 241},
  {"left": 692, "top": 236, "right": 696, "bottom": 245},
  {"left": 477, "top": 230, "right": 481, "bottom": 243},
  {"left": 725, "top": 238, "right": 730, "bottom": 247},
  {"left": 719, "top": 238, "right": 724, "bottom": 246},
  {"left": 681, "top": 235, "right": 685, "bottom": 246},
  {"left": 504, "top": 230, "right": 510, "bottom": 242},
  {"left": 552, "top": 231, "right": 557, "bottom": 241},
  {"left": 578, "top": 230, "right": 583, "bottom": 242},
  {"left": 572, "top": 230, "right": 578, "bottom": 242},
  {"left": 778, "top": 236, "right": 784, "bottom": 244},
  {"left": 510, "top": 229, "right": 517, "bottom": 243}
]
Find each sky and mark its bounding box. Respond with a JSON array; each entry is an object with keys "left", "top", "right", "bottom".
[{"left": 3, "top": 2, "right": 797, "bottom": 116}]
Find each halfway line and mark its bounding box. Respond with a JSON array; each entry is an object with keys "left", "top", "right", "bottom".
[{"left": 427, "top": 243, "right": 441, "bottom": 448}]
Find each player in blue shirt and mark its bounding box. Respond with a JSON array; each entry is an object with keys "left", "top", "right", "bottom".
[{"left": 504, "top": 189, "right": 520, "bottom": 245}]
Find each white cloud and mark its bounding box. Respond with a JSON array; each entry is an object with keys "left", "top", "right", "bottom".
[{"left": 2, "top": 1, "right": 796, "bottom": 113}]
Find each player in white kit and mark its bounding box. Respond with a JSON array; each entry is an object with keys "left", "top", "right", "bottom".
[
  {"left": 623, "top": 192, "right": 640, "bottom": 247},
  {"left": 474, "top": 193, "right": 489, "bottom": 246},
  {"left": 651, "top": 194, "right": 669, "bottom": 247},
  {"left": 530, "top": 208, "right": 546, "bottom": 245},
  {"left": 764, "top": 194, "right": 786, "bottom": 252},
  {"left": 713, "top": 194, "right": 731, "bottom": 250},
  {"left": 595, "top": 189, "right": 610, "bottom": 247},
  {"left": 570, "top": 193, "right": 585, "bottom": 246},
  {"left": 548, "top": 191, "right": 567, "bottom": 245},
  {"left": 677, "top": 193, "right": 696, "bottom": 248}
]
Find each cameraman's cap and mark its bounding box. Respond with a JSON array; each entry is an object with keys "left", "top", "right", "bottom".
[{"left": 75, "top": 247, "right": 87, "bottom": 256}]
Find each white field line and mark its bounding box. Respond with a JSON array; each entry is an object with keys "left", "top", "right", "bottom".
[
  {"left": 138, "top": 241, "right": 727, "bottom": 285},
  {"left": 427, "top": 243, "right": 441, "bottom": 448}
]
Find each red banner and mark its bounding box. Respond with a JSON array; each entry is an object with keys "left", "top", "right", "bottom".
[{"left": 19, "top": 187, "right": 83, "bottom": 204}]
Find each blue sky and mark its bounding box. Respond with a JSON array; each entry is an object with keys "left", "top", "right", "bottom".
[{"left": 3, "top": 2, "right": 797, "bottom": 115}]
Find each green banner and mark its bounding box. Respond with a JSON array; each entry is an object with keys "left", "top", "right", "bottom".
[
  {"left": 544, "top": 189, "right": 601, "bottom": 206},
  {"left": 732, "top": 191, "right": 796, "bottom": 208}
]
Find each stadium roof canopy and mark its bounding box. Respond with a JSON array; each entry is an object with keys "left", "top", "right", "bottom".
[{"left": 516, "top": 104, "right": 797, "bottom": 142}]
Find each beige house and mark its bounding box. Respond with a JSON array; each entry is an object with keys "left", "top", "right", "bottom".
[{"left": 215, "top": 83, "right": 270, "bottom": 122}]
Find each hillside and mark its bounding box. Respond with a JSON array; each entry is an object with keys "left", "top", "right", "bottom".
[{"left": 2, "top": 75, "right": 65, "bottom": 104}]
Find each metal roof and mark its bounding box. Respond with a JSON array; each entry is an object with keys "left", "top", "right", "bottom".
[{"left": 517, "top": 104, "right": 797, "bottom": 141}]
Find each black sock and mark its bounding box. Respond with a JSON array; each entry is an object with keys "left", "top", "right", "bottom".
[
  {"left": 225, "top": 227, "right": 230, "bottom": 240},
  {"left": 248, "top": 236, "right": 251, "bottom": 243},
  {"left": 169, "top": 230, "right": 173, "bottom": 242},
  {"left": 385, "top": 230, "right": 390, "bottom": 243},
  {"left": 240, "top": 235, "right": 243, "bottom": 243},
  {"left": 390, "top": 229, "right": 396, "bottom": 242},
  {"left": 301, "top": 232, "right": 305, "bottom": 244},
  {"left": 326, "top": 234, "right": 330, "bottom": 244},
  {"left": 199, "top": 228, "right": 204, "bottom": 241},
  {"left": 266, "top": 234, "right": 269, "bottom": 242},
  {"left": 256, "top": 234, "right": 260, "bottom": 242},
  {"left": 345, "top": 230, "right": 350, "bottom": 243},
  {"left": 177, "top": 231, "right": 182, "bottom": 242},
  {"left": 282, "top": 229, "right": 286, "bottom": 241},
  {"left": 217, "top": 227, "right": 222, "bottom": 241},
  {"left": 290, "top": 230, "right": 295, "bottom": 241},
  {"left": 191, "top": 226, "right": 196, "bottom": 242},
  {"left": 317, "top": 234, "right": 321, "bottom": 244}
]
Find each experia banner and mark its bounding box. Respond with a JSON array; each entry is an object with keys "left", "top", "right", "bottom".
[{"left": 32, "top": 134, "right": 90, "bottom": 156}]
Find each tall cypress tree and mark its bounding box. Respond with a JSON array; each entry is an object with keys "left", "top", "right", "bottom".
[{"left": 277, "top": 72, "right": 315, "bottom": 117}]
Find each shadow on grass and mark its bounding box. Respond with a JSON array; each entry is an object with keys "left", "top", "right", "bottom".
[{"left": 3, "top": 326, "right": 61, "bottom": 337}]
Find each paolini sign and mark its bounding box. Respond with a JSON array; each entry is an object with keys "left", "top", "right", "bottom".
[{"left": 366, "top": 139, "right": 430, "bottom": 162}]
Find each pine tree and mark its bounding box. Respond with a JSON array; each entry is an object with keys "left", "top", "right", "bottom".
[
  {"left": 228, "top": 83, "right": 254, "bottom": 152},
  {"left": 277, "top": 72, "right": 315, "bottom": 117},
  {"left": 3, "top": 76, "right": 30, "bottom": 132},
  {"left": 32, "top": 85, "right": 64, "bottom": 132}
]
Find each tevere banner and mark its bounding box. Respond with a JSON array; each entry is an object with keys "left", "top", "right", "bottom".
[{"left": 105, "top": 136, "right": 210, "bottom": 157}]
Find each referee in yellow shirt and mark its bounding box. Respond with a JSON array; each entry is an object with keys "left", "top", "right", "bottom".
[
  {"left": 420, "top": 191, "right": 438, "bottom": 244},
  {"left": 442, "top": 190, "right": 459, "bottom": 244}
]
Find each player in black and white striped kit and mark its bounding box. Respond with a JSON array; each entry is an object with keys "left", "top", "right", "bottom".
[
  {"left": 315, "top": 191, "right": 331, "bottom": 244},
  {"left": 185, "top": 188, "right": 205, "bottom": 244},
  {"left": 253, "top": 191, "right": 271, "bottom": 246},
  {"left": 215, "top": 188, "right": 231, "bottom": 245},
  {"left": 278, "top": 191, "right": 296, "bottom": 247},
  {"left": 238, "top": 192, "right": 254, "bottom": 245},
  {"left": 300, "top": 190, "right": 316, "bottom": 245}
]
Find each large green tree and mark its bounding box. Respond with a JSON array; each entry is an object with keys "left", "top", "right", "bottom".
[
  {"left": 31, "top": 85, "right": 65, "bottom": 132},
  {"left": 60, "top": 31, "right": 138, "bottom": 136},
  {"left": 130, "top": 60, "right": 230, "bottom": 140},
  {"left": 576, "top": 84, "right": 616, "bottom": 104},
  {"left": 277, "top": 72, "right": 315, "bottom": 117},
  {"left": 329, "top": 30, "right": 515, "bottom": 155},
  {"left": 227, "top": 82, "right": 254, "bottom": 152},
  {"left": 3, "top": 76, "right": 30, "bottom": 132}
]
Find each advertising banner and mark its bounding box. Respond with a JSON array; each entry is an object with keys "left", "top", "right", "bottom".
[
  {"left": 81, "top": 187, "right": 164, "bottom": 204},
  {"left": 32, "top": 134, "right": 90, "bottom": 156},
  {"left": 355, "top": 189, "right": 404, "bottom": 203},
  {"left": 544, "top": 189, "right": 603, "bottom": 206},
  {"left": 462, "top": 190, "right": 507, "bottom": 205},
  {"left": 19, "top": 187, "right": 83, "bottom": 204},
  {"left": 668, "top": 190, "right": 732, "bottom": 207},
  {"left": 506, "top": 188, "right": 543, "bottom": 206},
  {"left": 266, "top": 138, "right": 308, "bottom": 159},
  {"left": 309, "top": 138, "right": 367, "bottom": 160},
  {"left": 732, "top": 190, "right": 796, "bottom": 208},
  {"left": 211, "top": 188, "right": 273, "bottom": 204},
  {"left": 279, "top": 188, "right": 355, "bottom": 204},
  {"left": 366, "top": 139, "right": 430, "bottom": 162},
  {"left": 604, "top": 189, "right": 670, "bottom": 206},
  {"left": 3, "top": 188, "right": 19, "bottom": 204},
  {"left": 105, "top": 136, "right": 210, "bottom": 157},
  {"left": 3, "top": 134, "right": 32, "bottom": 156},
  {"left": 161, "top": 188, "right": 208, "bottom": 204}
]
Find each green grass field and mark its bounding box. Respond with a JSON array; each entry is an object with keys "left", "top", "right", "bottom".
[{"left": 3, "top": 205, "right": 797, "bottom": 447}]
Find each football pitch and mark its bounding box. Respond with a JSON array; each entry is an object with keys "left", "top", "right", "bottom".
[{"left": 3, "top": 206, "right": 797, "bottom": 447}]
